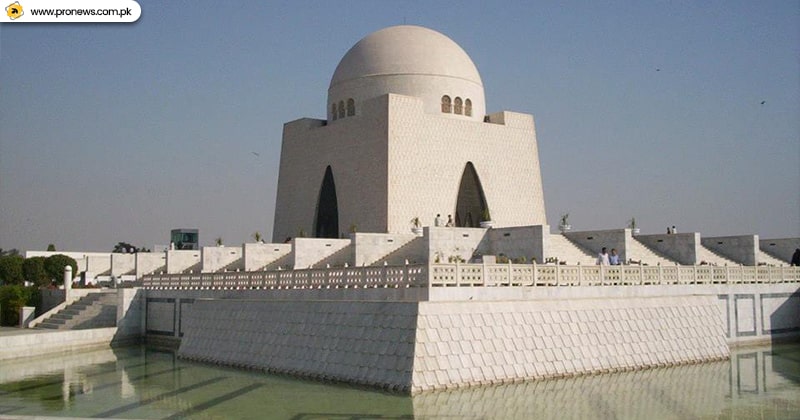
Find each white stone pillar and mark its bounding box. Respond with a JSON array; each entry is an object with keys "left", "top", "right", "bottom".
[
  {"left": 64, "top": 265, "right": 72, "bottom": 301},
  {"left": 19, "top": 306, "right": 35, "bottom": 328}
]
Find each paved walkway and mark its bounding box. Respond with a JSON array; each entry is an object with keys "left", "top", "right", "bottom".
[{"left": 0, "top": 326, "right": 49, "bottom": 337}]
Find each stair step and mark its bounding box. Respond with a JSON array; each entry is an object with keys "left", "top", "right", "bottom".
[
  {"left": 548, "top": 235, "right": 596, "bottom": 265},
  {"left": 757, "top": 250, "right": 787, "bottom": 266},
  {"left": 36, "top": 291, "right": 118, "bottom": 331},
  {"left": 697, "top": 246, "right": 738, "bottom": 266},
  {"left": 627, "top": 240, "right": 676, "bottom": 266}
]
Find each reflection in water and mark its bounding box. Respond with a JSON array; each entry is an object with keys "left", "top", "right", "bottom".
[
  {"left": 0, "top": 344, "right": 797, "bottom": 419},
  {"left": 412, "top": 345, "right": 800, "bottom": 420}
]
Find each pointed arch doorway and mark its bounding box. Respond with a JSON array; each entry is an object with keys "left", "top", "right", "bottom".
[
  {"left": 314, "top": 166, "right": 339, "bottom": 238},
  {"left": 454, "top": 162, "right": 489, "bottom": 227}
]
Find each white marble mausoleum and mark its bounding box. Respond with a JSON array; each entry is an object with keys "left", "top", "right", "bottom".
[{"left": 272, "top": 25, "right": 547, "bottom": 242}]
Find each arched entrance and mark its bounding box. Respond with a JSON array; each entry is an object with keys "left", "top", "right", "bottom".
[
  {"left": 314, "top": 166, "right": 339, "bottom": 238},
  {"left": 454, "top": 162, "right": 489, "bottom": 227}
]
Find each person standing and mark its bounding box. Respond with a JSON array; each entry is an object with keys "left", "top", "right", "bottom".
[
  {"left": 445, "top": 215, "right": 454, "bottom": 227},
  {"left": 609, "top": 248, "right": 620, "bottom": 265},
  {"left": 791, "top": 248, "right": 800, "bottom": 266},
  {"left": 435, "top": 214, "right": 443, "bottom": 227},
  {"left": 597, "top": 247, "right": 610, "bottom": 265}
]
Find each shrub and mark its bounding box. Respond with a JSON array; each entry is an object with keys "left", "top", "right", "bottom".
[
  {"left": 0, "top": 285, "right": 39, "bottom": 326},
  {"left": 44, "top": 254, "right": 78, "bottom": 286}
]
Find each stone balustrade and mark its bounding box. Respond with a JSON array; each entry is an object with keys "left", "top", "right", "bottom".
[
  {"left": 143, "top": 263, "right": 800, "bottom": 290},
  {"left": 144, "top": 264, "right": 429, "bottom": 290},
  {"left": 430, "top": 263, "right": 800, "bottom": 287}
]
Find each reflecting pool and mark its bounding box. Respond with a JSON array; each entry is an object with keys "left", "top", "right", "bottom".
[{"left": 0, "top": 343, "right": 798, "bottom": 419}]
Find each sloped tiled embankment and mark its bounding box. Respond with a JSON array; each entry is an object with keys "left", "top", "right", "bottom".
[
  {"left": 411, "top": 296, "right": 729, "bottom": 393},
  {"left": 178, "top": 300, "right": 419, "bottom": 393}
]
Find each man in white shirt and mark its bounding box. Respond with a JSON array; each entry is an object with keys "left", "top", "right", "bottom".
[{"left": 597, "top": 247, "right": 610, "bottom": 265}]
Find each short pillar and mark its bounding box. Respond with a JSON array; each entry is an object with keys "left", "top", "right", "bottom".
[
  {"left": 19, "top": 306, "right": 35, "bottom": 328},
  {"left": 64, "top": 265, "right": 73, "bottom": 301}
]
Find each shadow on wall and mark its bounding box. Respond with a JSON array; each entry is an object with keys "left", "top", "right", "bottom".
[
  {"left": 769, "top": 291, "right": 800, "bottom": 343},
  {"left": 111, "top": 288, "right": 145, "bottom": 346}
]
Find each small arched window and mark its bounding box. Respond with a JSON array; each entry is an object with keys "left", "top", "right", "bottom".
[
  {"left": 441, "top": 95, "right": 452, "bottom": 113},
  {"left": 331, "top": 104, "right": 338, "bottom": 121},
  {"left": 465, "top": 99, "right": 472, "bottom": 116},
  {"left": 346, "top": 98, "right": 355, "bottom": 116},
  {"left": 338, "top": 101, "right": 345, "bottom": 119},
  {"left": 454, "top": 97, "right": 463, "bottom": 115}
]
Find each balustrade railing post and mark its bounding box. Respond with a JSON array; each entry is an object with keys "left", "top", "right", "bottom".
[
  {"left": 482, "top": 260, "right": 488, "bottom": 286},
  {"left": 456, "top": 260, "right": 461, "bottom": 286},
  {"left": 532, "top": 261, "right": 537, "bottom": 286},
  {"left": 578, "top": 265, "right": 583, "bottom": 286},
  {"left": 555, "top": 265, "right": 561, "bottom": 286},
  {"left": 507, "top": 260, "right": 513, "bottom": 286}
]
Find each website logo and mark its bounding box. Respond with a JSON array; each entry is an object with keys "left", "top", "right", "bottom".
[
  {"left": 6, "top": 1, "right": 23, "bottom": 19},
  {"left": 1, "top": 0, "right": 140, "bottom": 23}
]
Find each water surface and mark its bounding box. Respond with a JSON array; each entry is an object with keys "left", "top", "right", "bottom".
[{"left": 0, "top": 343, "right": 798, "bottom": 419}]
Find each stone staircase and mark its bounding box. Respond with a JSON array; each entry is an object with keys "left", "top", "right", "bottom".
[
  {"left": 260, "top": 253, "right": 294, "bottom": 270},
  {"left": 627, "top": 239, "right": 677, "bottom": 266},
  {"left": 217, "top": 258, "right": 245, "bottom": 272},
  {"left": 36, "top": 292, "right": 117, "bottom": 330},
  {"left": 757, "top": 250, "right": 788, "bottom": 266},
  {"left": 312, "top": 244, "right": 354, "bottom": 268},
  {"left": 696, "top": 246, "right": 739, "bottom": 266},
  {"left": 371, "top": 237, "right": 424, "bottom": 266},
  {"left": 547, "top": 235, "right": 596, "bottom": 265}
]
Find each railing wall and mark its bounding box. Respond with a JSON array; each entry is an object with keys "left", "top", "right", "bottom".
[{"left": 142, "top": 263, "right": 800, "bottom": 290}]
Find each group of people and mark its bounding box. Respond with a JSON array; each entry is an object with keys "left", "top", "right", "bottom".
[
  {"left": 666, "top": 225, "right": 678, "bottom": 234},
  {"left": 596, "top": 247, "right": 622, "bottom": 265},
  {"left": 434, "top": 214, "right": 454, "bottom": 227}
]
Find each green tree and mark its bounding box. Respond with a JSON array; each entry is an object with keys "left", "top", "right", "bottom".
[
  {"left": 43, "top": 254, "right": 78, "bottom": 286},
  {"left": 0, "top": 255, "right": 25, "bottom": 285},
  {"left": 46, "top": 244, "right": 56, "bottom": 252},
  {"left": 22, "top": 257, "right": 48, "bottom": 287}
]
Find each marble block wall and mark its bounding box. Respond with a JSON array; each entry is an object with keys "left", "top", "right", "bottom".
[
  {"left": 176, "top": 295, "right": 728, "bottom": 394},
  {"left": 410, "top": 296, "right": 729, "bottom": 393},
  {"left": 178, "top": 300, "right": 419, "bottom": 393}
]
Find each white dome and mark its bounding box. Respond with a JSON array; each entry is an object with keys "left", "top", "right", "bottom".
[{"left": 327, "top": 25, "right": 485, "bottom": 121}]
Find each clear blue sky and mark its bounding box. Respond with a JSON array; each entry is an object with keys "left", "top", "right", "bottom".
[{"left": 1, "top": 1, "right": 798, "bottom": 252}]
